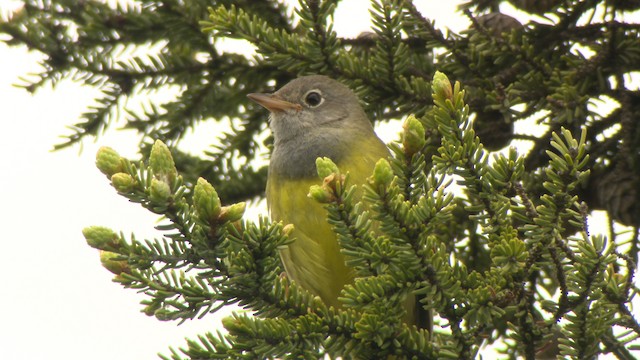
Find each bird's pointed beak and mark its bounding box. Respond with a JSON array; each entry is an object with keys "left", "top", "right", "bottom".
[{"left": 247, "top": 93, "right": 302, "bottom": 113}]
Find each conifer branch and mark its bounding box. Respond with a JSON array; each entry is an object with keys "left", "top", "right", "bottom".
[{"left": 5, "top": 1, "right": 640, "bottom": 358}]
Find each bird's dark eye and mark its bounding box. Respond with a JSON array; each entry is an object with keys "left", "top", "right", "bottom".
[{"left": 304, "top": 90, "right": 323, "bottom": 107}]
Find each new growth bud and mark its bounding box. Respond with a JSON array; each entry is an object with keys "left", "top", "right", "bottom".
[
  {"left": 154, "top": 308, "right": 174, "bottom": 321},
  {"left": 193, "top": 177, "right": 222, "bottom": 223},
  {"left": 83, "top": 226, "right": 122, "bottom": 251},
  {"left": 149, "top": 140, "right": 177, "bottom": 187},
  {"left": 402, "top": 115, "right": 426, "bottom": 156},
  {"left": 316, "top": 157, "right": 339, "bottom": 178},
  {"left": 218, "top": 202, "right": 246, "bottom": 223},
  {"left": 222, "top": 316, "right": 242, "bottom": 333},
  {"left": 432, "top": 71, "right": 453, "bottom": 101},
  {"left": 372, "top": 158, "right": 394, "bottom": 187},
  {"left": 282, "top": 224, "right": 295, "bottom": 236},
  {"left": 99, "top": 250, "right": 131, "bottom": 275},
  {"left": 308, "top": 184, "right": 334, "bottom": 203},
  {"left": 96, "top": 146, "right": 124, "bottom": 177},
  {"left": 111, "top": 173, "right": 136, "bottom": 193},
  {"left": 149, "top": 178, "right": 171, "bottom": 203}
]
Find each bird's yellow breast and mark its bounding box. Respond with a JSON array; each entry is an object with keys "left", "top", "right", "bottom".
[{"left": 267, "top": 135, "right": 389, "bottom": 308}]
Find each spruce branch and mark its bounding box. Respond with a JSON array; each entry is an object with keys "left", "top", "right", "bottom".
[{"left": 4, "top": 1, "right": 640, "bottom": 358}]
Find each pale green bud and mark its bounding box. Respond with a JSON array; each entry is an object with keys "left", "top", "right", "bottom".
[
  {"left": 142, "top": 303, "right": 161, "bottom": 316},
  {"left": 96, "top": 146, "right": 123, "bottom": 177},
  {"left": 282, "top": 224, "right": 295, "bottom": 236},
  {"left": 219, "top": 202, "right": 246, "bottom": 223},
  {"left": 222, "top": 316, "right": 243, "bottom": 333},
  {"left": 83, "top": 226, "right": 121, "bottom": 251},
  {"left": 432, "top": 71, "right": 453, "bottom": 100},
  {"left": 99, "top": 250, "right": 130, "bottom": 275},
  {"left": 149, "top": 140, "right": 177, "bottom": 187},
  {"left": 372, "top": 158, "right": 394, "bottom": 187},
  {"left": 149, "top": 178, "right": 172, "bottom": 203},
  {"left": 111, "top": 172, "right": 136, "bottom": 193},
  {"left": 193, "top": 177, "right": 221, "bottom": 222},
  {"left": 316, "top": 157, "right": 339, "bottom": 179},
  {"left": 308, "top": 184, "right": 334, "bottom": 203},
  {"left": 402, "top": 115, "right": 426, "bottom": 156},
  {"left": 154, "top": 308, "right": 173, "bottom": 321}
]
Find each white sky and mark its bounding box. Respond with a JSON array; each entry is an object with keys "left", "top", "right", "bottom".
[{"left": 0, "top": 1, "right": 636, "bottom": 359}]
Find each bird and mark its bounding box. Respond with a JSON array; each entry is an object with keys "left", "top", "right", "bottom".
[{"left": 247, "top": 75, "right": 390, "bottom": 310}]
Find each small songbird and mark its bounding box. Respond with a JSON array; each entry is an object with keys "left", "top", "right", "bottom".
[{"left": 247, "top": 75, "right": 390, "bottom": 310}]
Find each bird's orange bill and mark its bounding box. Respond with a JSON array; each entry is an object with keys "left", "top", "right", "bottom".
[{"left": 247, "top": 93, "right": 302, "bottom": 112}]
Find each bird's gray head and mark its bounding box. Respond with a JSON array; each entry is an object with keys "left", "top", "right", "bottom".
[
  {"left": 247, "top": 75, "right": 377, "bottom": 178},
  {"left": 247, "top": 75, "right": 373, "bottom": 145}
]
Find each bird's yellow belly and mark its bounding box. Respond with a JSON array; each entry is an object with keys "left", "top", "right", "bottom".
[
  {"left": 268, "top": 176, "right": 352, "bottom": 308},
  {"left": 266, "top": 140, "right": 389, "bottom": 308}
]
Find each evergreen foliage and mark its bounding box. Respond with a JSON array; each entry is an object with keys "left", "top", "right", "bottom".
[{"left": 3, "top": 0, "right": 640, "bottom": 358}]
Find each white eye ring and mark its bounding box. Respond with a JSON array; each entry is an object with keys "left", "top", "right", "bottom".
[{"left": 303, "top": 89, "right": 324, "bottom": 107}]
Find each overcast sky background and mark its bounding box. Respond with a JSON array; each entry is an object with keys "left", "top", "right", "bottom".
[{"left": 1, "top": 1, "right": 638, "bottom": 359}]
